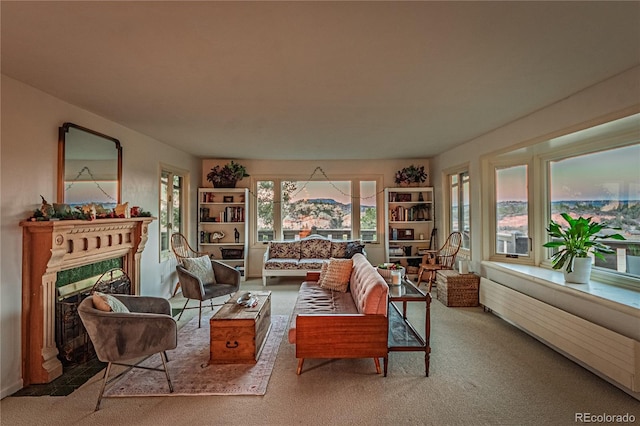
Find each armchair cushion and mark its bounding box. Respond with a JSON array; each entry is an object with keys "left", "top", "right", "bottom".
[
  {"left": 183, "top": 255, "right": 216, "bottom": 284},
  {"left": 93, "top": 291, "right": 130, "bottom": 313}
]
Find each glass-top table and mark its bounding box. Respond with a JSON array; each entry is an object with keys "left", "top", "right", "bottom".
[{"left": 386, "top": 277, "right": 431, "bottom": 377}]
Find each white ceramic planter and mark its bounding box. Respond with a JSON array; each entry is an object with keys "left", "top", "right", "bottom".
[{"left": 563, "top": 257, "right": 592, "bottom": 284}]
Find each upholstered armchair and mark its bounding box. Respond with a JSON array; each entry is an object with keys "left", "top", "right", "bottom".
[
  {"left": 175, "top": 256, "right": 241, "bottom": 327},
  {"left": 78, "top": 294, "right": 177, "bottom": 411}
]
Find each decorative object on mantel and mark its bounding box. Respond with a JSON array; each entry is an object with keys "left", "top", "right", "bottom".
[
  {"left": 29, "top": 196, "right": 151, "bottom": 221},
  {"left": 395, "top": 165, "right": 427, "bottom": 187},
  {"left": 206, "top": 161, "right": 250, "bottom": 188},
  {"left": 543, "top": 213, "right": 625, "bottom": 284}
]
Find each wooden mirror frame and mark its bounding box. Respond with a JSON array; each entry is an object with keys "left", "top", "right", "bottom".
[{"left": 57, "top": 122, "right": 122, "bottom": 205}]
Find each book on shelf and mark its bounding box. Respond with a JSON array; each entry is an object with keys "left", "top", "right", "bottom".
[{"left": 220, "top": 206, "right": 245, "bottom": 223}]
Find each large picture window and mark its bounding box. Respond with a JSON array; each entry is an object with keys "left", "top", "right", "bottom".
[
  {"left": 549, "top": 144, "right": 640, "bottom": 276},
  {"left": 485, "top": 112, "right": 639, "bottom": 286},
  {"left": 255, "top": 177, "right": 378, "bottom": 242}
]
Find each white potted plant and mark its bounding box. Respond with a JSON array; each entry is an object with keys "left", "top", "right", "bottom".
[{"left": 543, "top": 213, "right": 625, "bottom": 284}]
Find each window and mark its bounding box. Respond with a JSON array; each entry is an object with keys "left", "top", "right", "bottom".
[
  {"left": 484, "top": 112, "right": 639, "bottom": 286},
  {"left": 282, "top": 180, "right": 352, "bottom": 240},
  {"left": 360, "top": 181, "right": 377, "bottom": 242},
  {"left": 257, "top": 180, "right": 275, "bottom": 242},
  {"left": 255, "top": 177, "right": 379, "bottom": 242},
  {"left": 495, "top": 164, "right": 530, "bottom": 257},
  {"left": 548, "top": 144, "right": 640, "bottom": 276},
  {"left": 160, "top": 167, "right": 185, "bottom": 259},
  {"left": 449, "top": 171, "right": 470, "bottom": 250}
]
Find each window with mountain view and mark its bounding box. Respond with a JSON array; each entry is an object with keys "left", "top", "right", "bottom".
[
  {"left": 256, "top": 178, "right": 378, "bottom": 243},
  {"left": 282, "top": 180, "right": 352, "bottom": 240},
  {"left": 495, "top": 164, "right": 530, "bottom": 256},
  {"left": 549, "top": 144, "right": 640, "bottom": 276}
]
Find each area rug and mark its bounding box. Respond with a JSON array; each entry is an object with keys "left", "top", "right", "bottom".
[{"left": 103, "top": 313, "right": 288, "bottom": 397}]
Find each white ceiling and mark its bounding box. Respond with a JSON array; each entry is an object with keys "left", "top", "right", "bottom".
[{"left": 2, "top": 1, "right": 639, "bottom": 160}]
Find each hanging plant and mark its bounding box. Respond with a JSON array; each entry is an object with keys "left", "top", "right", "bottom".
[
  {"left": 206, "top": 161, "right": 250, "bottom": 188},
  {"left": 395, "top": 165, "right": 427, "bottom": 186}
]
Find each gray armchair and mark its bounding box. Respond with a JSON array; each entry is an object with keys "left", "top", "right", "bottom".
[
  {"left": 175, "top": 259, "right": 241, "bottom": 327},
  {"left": 78, "top": 295, "right": 177, "bottom": 411}
]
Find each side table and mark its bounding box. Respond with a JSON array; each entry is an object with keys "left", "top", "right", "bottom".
[{"left": 386, "top": 278, "right": 431, "bottom": 376}]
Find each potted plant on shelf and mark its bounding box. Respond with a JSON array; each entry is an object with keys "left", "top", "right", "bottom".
[
  {"left": 206, "top": 161, "right": 249, "bottom": 188},
  {"left": 543, "top": 213, "right": 625, "bottom": 284},
  {"left": 395, "top": 165, "right": 427, "bottom": 187}
]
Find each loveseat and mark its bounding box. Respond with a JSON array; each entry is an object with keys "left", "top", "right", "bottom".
[
  {"left": 288, "top": 253, "right": 389, "bottom": 375},
  {"left": 262, "top": 234, "right": 364, "bottom": 285}
]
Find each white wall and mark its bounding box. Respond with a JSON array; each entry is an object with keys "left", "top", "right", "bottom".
[
  {"left": 429, "top": 66, "right": 640, "bottom": 271},
  {"left": 0, "top": 75, "right": 201, "bottom": 398}
]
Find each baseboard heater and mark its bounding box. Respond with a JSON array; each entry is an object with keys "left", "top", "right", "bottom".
[{"left": 479, "top": 277, "right": 639, "bottom": 397}]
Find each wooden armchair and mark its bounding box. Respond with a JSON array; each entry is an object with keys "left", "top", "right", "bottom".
[
  {"left": 416, "top": 231, "right": 462, "bottom": 292},
  {"left": 170, "top": 233, "right": 208, "bottom": 296}
]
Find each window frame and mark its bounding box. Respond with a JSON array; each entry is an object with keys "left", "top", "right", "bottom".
[
  {"left": 445, "top": 166, "right": 471, "bottom": 256},
  {"left": 482, "top": 112, "right": 640, "bottom": 288},
  {"left": 252, "top": 174, "right": 383, "bottom": 245},
  {"left": 486, "top": 156, "right": 535, "bottom": 264},
  {"left": 159, "top": 164, "right": 189, "bottom": 261},
  {"left": 540, "top": 135, "right": 640, "bottom": 286}
]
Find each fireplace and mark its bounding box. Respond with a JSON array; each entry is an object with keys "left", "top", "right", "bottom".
[
  {"left": 20, "top": 217, "right": 154, "bottom": 385},
  {"left": 55, "top": 264, "right": 130, "bottom": 367}
]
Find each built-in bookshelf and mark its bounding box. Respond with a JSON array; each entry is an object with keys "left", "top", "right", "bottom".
[
  {"left": 197, "top": 188, "right": 249, "bottom": 281},
  {"left": 384, "top": 187, "right": 435, "bottom": 279}
]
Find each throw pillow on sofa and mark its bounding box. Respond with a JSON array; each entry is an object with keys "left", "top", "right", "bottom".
[
  {"left": 345, "top": 242, "right": 365, "bottom": 258},
  {"left": 319, "top": 258, "right": 353, "bottom": 292},
  {"left": 183, "top": 255, "right": 216, "bottom": 284}
]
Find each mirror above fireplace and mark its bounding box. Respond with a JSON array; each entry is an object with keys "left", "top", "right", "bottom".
[{"left": 57, "top": 122, "right": 122, "bottom": 208}]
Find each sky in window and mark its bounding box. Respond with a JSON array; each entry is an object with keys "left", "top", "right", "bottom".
[{"left": 550, "top": 145, "right": 640, "bottom": 201}]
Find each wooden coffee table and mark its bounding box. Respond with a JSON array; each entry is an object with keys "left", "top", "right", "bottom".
[{"left": 209, "top": 291, "right": 272, "bottom": 364}]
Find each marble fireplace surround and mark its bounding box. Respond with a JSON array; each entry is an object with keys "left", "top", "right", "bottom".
[{"left": 20, "top": 217, "right": 154, "bottom": 385}]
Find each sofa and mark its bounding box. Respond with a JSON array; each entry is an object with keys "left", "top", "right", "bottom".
[
  {"left": 288, "top": 253, "right": 389, "bottom": 375},
  {"left": 262, "top": 234, "right": 365, "bottom": 285}
]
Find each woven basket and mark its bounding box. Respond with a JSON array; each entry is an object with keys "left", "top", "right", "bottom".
[
  {"left": 220, "top": 248, "right": 244, "bottom": 259},
  {"left": 436, "top": 270, "right": 479, "bottom": 307}
]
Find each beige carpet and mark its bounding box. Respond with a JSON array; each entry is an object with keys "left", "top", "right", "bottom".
[
  {"left": 103, "top": 313, "right": 287, "bottom": 397},
  {"left": 1, "top": 278, "right": 638, "bottom": 426}
]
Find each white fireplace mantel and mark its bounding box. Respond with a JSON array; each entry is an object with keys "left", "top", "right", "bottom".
[{"left": 20, "top": 217, "right": 154, "bottom": 385}]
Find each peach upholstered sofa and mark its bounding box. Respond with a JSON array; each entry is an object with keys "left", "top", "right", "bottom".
[
  {"left": 287, "top": 253, "right": 389, "bottom": 375},
  {"left": 262, "top": 234, "right": 364, "bottom": 286}
]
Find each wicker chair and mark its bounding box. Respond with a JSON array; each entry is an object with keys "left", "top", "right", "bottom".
[
  {"left": 415, "top": 231, "right": 462, "bottom": 292},
  {"left": 170, "top": 233, "right": 207, "bottom": 296}
]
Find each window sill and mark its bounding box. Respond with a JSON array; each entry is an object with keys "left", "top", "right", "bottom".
[{"left": 481, "top": 261, "right": 640, "bottom": 340}]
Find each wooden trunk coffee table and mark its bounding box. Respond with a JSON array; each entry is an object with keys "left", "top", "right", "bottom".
[{"left": 209, "top": 291, "right": 272, "bottom": 364}]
